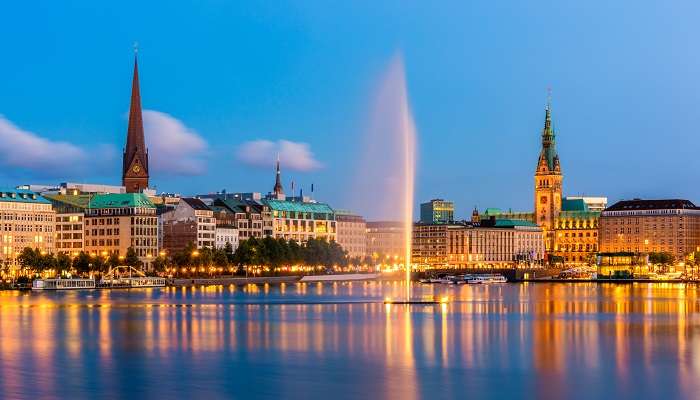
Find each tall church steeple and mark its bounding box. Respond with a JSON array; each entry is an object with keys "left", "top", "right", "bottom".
[
  {"left": 272, "top": 156, "right": 284, "bottom": 198},
  {"left": 122, "top": 46, "right": 150, "bottom": 193},
  {"left": 534, "top": 92, "right": 562, "bottom": 252}
]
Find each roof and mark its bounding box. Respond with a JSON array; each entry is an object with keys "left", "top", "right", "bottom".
[
  {"left": 559, "top": 210, "right": 600, "bottom": 219},
  {"left": 0, "top": 188, "right": 50, "bottom": 204},
  {"left": 44, "top": 194, "right": 92, "bottom": 209},
  {"left": 605, "top": 199, "right": 698, "bottom": 212},
  {"left": 182, "top": 197, "right": 210, "bottom": 211},
  {"left": 88, "top": 193, "right": 155, "bottom": 209},
  {"left": 561, "top": 198, "right": 588, "bottom": 212},
  {"left": 491, "top": 218, "right": 539, "bottom": 228},
  {"left": 263, "top": 199, "right": 334, "bottom": 214}
]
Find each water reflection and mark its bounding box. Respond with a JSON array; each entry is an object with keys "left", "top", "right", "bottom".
[{"left": 0, "top": 283, "right": 698, "bottom": 399}]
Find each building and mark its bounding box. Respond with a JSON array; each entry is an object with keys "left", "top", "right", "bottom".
[
  {"left": 44, "top": 194, "right": 92, "bottom": 255},
  {"left": 122, "top": 52, "right": 150, "bottom": 193},
  {"left": 480, "top": 98, "right": 606, "bottom": 265},
  {"left": 161, "top": 198, "right": 216, "bottom": 252},
  {"left": 564, "top": 196, "right": 607, "bottom": 212},
  {"left": 599, "top": 199, "right": 700, "bottom": 260},
  {"left": 412, "top": 219, "right": 544, "bottom": 268},
  {"left": 0, "top": 189, "right": 55, "bottom": 268},
  {"left": 215, "top": 226, "right": 239, "bottom": 251},
  {"left": 83, "top": 193, "right": 157, "bottom": 270},
  {"left": 552, "top": 198, "right": 601, "bottom": 264},
  {"left": 420, "top": 199, "right": 454, "bottom": 224},
  {"left": 366, "top": 221, "right": 406, "bottom": 262},
  {"left": 264, "top": 199, "right": 336, "bottom": 243},
  {"left": 335, "top": 211, "right": 367, "bottom": 259},
  {"left": 210, "top": 198, "right": 273, "bottom": 240},
  {"left": 534, "top": 100, "right": 562, "bottom": 251}
]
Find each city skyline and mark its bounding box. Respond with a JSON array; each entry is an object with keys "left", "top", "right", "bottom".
[{"left": 2, "top": 2, "right": 700, "bottom": 220}]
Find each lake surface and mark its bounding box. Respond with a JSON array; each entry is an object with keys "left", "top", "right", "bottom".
[{"left": 0, "top": 281, "right": 699, "bottom": 399}]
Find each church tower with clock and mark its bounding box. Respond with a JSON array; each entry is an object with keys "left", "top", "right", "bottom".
[
  {"left": 122, "top": 50, "right": 150, "bottom": 193},
  {"left": 534, "top": 97, "right": 562, "bottom": 251}
]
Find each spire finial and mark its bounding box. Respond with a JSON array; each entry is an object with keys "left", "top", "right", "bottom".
[
  {"left": 546, "top": 86, "right": 552, "bottom": 111},
  {"left": 133, "top": 41, "right": 139, "bottom": 55}
]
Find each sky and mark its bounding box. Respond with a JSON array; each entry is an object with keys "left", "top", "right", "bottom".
[{"left": 1, "top": 1, "right": 700, "bottom": 220}]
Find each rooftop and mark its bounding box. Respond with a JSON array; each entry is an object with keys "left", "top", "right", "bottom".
[
  {"left": 263, "top": 199, "right": 334, "bottom": 214},
  {"left": 605, "top": 199, "right": 698, "bottom": 212},
  {"left": 0, "top": 188, "right": 50, "bottom": 204},
  {"left": 88, "top": 193, "right": 155, "bottom": 209},
  {"left": 182, "top": 197, "right": 211, "bottom": 211},
  {"left": 44, "top": 194, "right": 92, "bottom": 209}
]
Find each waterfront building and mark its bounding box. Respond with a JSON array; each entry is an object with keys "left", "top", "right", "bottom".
[
  {"left": 0, "top": 189, "right": 55, "bottom": 268},
  {"left": 44, "top": 194, "right": 92, "bottom": 255},
  {"left": 215, "top": 226, "right": 239, "bottom": 251},
  {"left": 264, "top": 199, "right": 336, "bottom": 243},
  {"left": 210, "top": 198, "right": 273, "bottom": 240},
  {"left": 480, "top": 98, "right": 606, "bottom": 265},
  {"left": 83, "top": 193, "right": 157, "bottom": 269},
  {"left": 534, "top": 100, "right": 562, "bottom": 251},
  {"left": 599, "top": 199, "right": 700, "bottom": 260},
  {"left": 366, "top": 221, "right": 406, "bottom": 262},
  {"left": 412, "top": 219, "right": 544, "bottom": 268},
  {"left": 420, "top": 199, "right": 454, "bottom": 224},
  {"left": 161, "top": 198, "right": 216, "bottom": 252},
  {"left": 121, "top": 52, "right": 150, "bottom": 193},
  {"left": 335, "top": 210, "right": 367, "bottom": 259}
]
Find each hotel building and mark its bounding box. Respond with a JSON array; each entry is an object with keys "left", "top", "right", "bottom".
[
  {"left": 264, "top": 199, "right": 336, "bottom": 243},
  {"left": 44, "top": 194, "right": 92, "bottom": 255},
  {"left": 412, "top": 219, "right": 544, "bottom": 268},
  {"left": 599, "top": 199, "right": 700, "bottom": 260},
  {"left": 83, "top": 193, "right": 158, "bottom": 269},
  {"left": 0, "top": 189, "right": 55, "bottom": 267}
]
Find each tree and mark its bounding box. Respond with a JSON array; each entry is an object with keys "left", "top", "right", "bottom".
[
  {"left": 152, "top": 256, "right": 167, "bottom": 273},
  {"left": 73, "top": 252, "right": 91, "bottom": 273},
  {"left": 17, "top": 247, "right": 39, "bottom": 269},
  {"left": 56, "top": 253, "right": 71, "bottom": 274},
  {"left": 124, "top": 247, "right": 141, "bottom": 268}
]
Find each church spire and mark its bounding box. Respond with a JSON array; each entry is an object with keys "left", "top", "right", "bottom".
[
  {"left": 273, "top": 155, "right": 284, "bottom": 197},
  {"left": 122, "top": 45, "right": 150, "bottom": 193}
]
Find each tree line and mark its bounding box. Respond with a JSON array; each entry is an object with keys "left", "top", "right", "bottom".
[{"left": 16, "top": 247, "right": 141, "bottom": 274}]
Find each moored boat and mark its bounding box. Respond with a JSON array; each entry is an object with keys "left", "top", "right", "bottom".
[{"left": 32, "top": 278, "right": 96, "bottom": 290}]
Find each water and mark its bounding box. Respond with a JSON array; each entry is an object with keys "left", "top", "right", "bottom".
[{"left": 0, "top": 282, "right": 698, "bottom": 399}]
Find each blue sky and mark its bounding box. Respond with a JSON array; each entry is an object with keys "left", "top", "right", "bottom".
[{"left": 1, "top": 1, "right": 700, "bottom": 219}]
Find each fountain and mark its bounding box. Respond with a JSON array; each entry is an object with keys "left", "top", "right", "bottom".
[{"left": 352, "top": 54, "right": 441, "bottom": 304}]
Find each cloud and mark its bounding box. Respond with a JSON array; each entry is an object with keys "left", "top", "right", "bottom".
[
  {"left": 0, "top": 114, "right": 117, "bottom": 178},
  {"left": 143, "top": 110, "right": 208, "bottom": 176},
  {"left": 236, "top": 139, "right": 322, "bottom": 171}
]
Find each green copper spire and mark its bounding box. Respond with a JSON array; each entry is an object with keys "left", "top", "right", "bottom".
[{"left": 537, "top": 92, "right": 559, "bottom": 172}]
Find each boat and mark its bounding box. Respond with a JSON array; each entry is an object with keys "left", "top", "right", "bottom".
[
  {"left": 32, "top": 278, "right": 96, "bottom": 290},
  {"left": 466, "top": 274, "right": 507, "bottom": 284},
  {"left": 99, "top": 265, "right": 166, "bottom": 288}
]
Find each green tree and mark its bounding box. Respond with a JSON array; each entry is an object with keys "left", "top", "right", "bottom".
[
  {"left": 152, "top": 256, "right": 167, "bottom": 273},
  {"left": 56, "top": 253, "right": 72, "bottom": 274},
  {"left": 73, "top": 252, "right": 91, "bottom": 273},
  {"left": 124, "top": 247, "right": 141, "bottom": 268},
  {"left": 17, "top": 247, "right": 38, "bottom": 269}
]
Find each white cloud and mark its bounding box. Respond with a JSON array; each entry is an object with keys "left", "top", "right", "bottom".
[
  {"left": 143, "top": 110, "right": 208, "bottom": 176},
  {"left": 236, "top": 139, "right": 322, "bottom": 171},
  {"left": 0, "top": 115, "right": 97, "bottom": 176}
]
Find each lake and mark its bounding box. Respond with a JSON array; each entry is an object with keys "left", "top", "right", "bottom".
[{"left": 0, "top": 281, "right": 698, "bottom": 399}]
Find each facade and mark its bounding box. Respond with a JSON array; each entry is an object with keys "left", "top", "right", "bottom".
[
  {"left": 122, "top": 53, "right": 150, "bottom": 193},
  {"left": 0, "top": 189, "right": 55, "bottom": 268},
  {"left": 83, "top": 193, "right": 158, "bottom": 270},
  {"left": 264, "top": 199, "right": 336, "bottom": 243},
  {"left": 215, "top": 226, "right": 239, "bottom": 251},
  {"left": 44, "top": 194, "right": 92, "bottom": 255},
  {"left": 412, "top": 219, "right": 544, "bottom": 268},
  {"left": 564, "top": 196, "right": 607, "bottom": 212},
  {"left": 551, "top": 198, "right": 601, "bottom": 264},
  {"left": 534, "top": 101, "right": 562, "bottom": 251},
  {"left": 420, "top": 199, "right": 454, "bottom": 224},
  {"left": 210, "top": 198, "right": 273, "bottom": 240},
  {"left": 161, "top": 198, "right": 216, "bottom": 252},
  {"left": 599, "top": 199, "right": 700, "bottom": 260},
  {"left": 335, "top": 211, "right": 367, "bottom": 259},
  {"left": 366, "top": 221, "right": 406, "bottom": 262}
]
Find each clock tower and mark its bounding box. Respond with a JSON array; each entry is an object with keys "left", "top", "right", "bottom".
[
  {"left": 122, "top": 51, "right": 149, "bottom": 193},
  {"left": 534, "top": 97, "right": 562, "bottom": 251}
]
